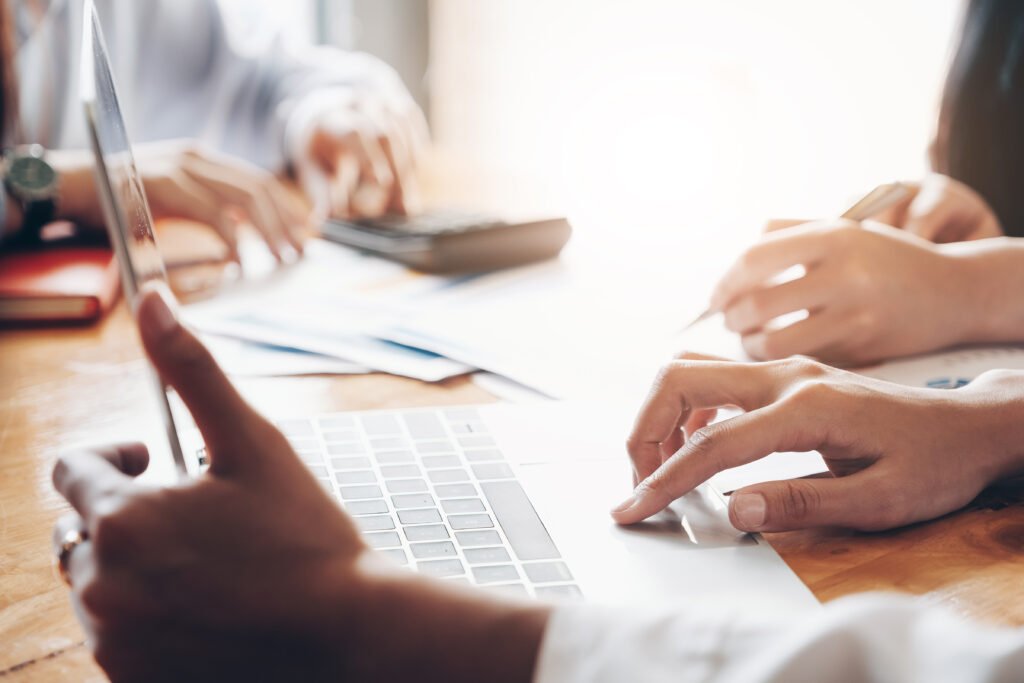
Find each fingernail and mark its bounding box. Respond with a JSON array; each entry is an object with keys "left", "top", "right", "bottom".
[
  {"left": 611, "top": 492, "right": 638, "bottom": 515},
  {"left": 732, "top": 493, "right": 767, "bottom": 530},
  {"left": 138, "top": 282, "right": 179, "bottom": 336}
]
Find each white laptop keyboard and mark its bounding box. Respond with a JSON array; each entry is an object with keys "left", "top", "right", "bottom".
[{"left": 264, "top": 407, "right": 581, "bottom": 599}]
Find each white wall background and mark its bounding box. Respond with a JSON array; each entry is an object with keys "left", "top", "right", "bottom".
[
  {"left": 211, "top": 1, "right": 965, "bottom": 250},
  {"left": 429, "top": 1, "right": 964, "bottom": 244}
]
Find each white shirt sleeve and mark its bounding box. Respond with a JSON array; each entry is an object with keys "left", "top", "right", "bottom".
[
  {"left": 45, "top": 0, "right": 416, "bottom": 172},
  {"left": 119, "top": 0, "right": 415, "bottom": 173},
  {"left": 534, "top": 593, "right": 1024, "bottom": 683}
]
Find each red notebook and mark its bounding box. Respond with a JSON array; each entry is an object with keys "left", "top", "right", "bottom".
[{"left": 0, "top": 243, "right": 120, "bottom": 325}]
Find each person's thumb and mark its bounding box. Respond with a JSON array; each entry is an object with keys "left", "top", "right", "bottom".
[
  {"left": 729, "top": 473, "right": 890, "bottom": 532},
  {"left": 134, "top": 282, "right": 281, "bottom": 475}
]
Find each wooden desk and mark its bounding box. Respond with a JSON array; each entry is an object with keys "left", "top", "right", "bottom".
[{"left": 4, "top": 258, "right": 1024, "bottom": 681}]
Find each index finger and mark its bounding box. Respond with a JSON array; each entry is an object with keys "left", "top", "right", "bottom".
[
  {"left": 615, "top": 400, "right": 828, "bottom": 525},
  {"left": 52, "top": 443, "right": 148, "bottom": 518},
  {"left": 710, "top": 222, "right": 834, "bottom": 310},
  {"left": 626, "top": 361, "right": 784, "bottom": 482}
]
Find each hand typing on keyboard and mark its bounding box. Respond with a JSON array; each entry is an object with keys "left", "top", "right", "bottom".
[{"left": 50, "top": 284, "right": 548, "bottom": 682}]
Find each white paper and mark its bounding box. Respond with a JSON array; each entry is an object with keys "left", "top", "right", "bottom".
[{"left": 202, "top": 334, "right": 369, "bottom": 377}]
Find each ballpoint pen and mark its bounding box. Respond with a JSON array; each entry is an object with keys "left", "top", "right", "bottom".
[{"left": 680, "top": 181, "right": 911, "bottom": 331}]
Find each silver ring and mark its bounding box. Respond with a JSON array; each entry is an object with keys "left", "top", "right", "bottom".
[{"left": 57, "top": 527, "right": 88, "bottom": 586}]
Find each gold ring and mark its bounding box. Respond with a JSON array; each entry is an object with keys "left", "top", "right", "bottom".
[{"left": 57, "top": 527, "right": 88, "bottom": 586}]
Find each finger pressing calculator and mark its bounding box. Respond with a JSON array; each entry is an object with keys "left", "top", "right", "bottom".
[{"left": 320, "top": 210, "right": 572, "bottom": 274}]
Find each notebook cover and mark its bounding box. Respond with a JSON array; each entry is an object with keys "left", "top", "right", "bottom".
[{"left": 0, "top": 244, "right": 121, "bottom": 324}]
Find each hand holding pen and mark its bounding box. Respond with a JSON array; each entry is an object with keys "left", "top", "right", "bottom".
[{"left": 685, "top": 182, "right": 995, "bottom": 366}]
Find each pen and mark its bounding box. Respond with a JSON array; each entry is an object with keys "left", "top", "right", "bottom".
[{"left": 681, "top": 182, "right": 911, "bottom": 331}]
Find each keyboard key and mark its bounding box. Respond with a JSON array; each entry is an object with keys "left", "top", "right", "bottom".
[
  {"left": 322, "top": 430, "right": 359, "bottom": 443},
  {"left": 355, "top": 515, "right": 396, "bottom": 532},
  {"left": 345, "top": 499, "right": 389, "bottom": 516},
  {"left": 339, "top": 485, "right": 383, "bottom": 500},
  {"left": 455, "top": 530, "right": 502, "bottom": 547},
  {"left": 332, "top": 456, "right": 371, "bottom": 470},
  {"left": 316, "top": 479, "right": 333, "bottom": 494},
  {"left": 386, "top": 479, "right": 428, "bottom": 494},
  {"left": 472, "top": 565, "right": 519, "bottom": 584},
  {"left": 361, "top": 413, "right": 402, "bottom": 435},
  {"left": 450, "top": 424, "right": 474, "bottom": 434},
  {"left": 379, "top": 548, "right": 408, "bottom": 565},
  {"left": 417, "top": 559, "right": 465, "bottom": 577},
  {"left": 409, "top": 541, "right": 457, "bottom": 559},
  {"left": 535, "top": 585, "right": 583, "bottom": 600},
  {"left": 471, "top": 463, "right": 514, "bottom": 480},
  {"left": 327, "top": 442, "right": 366, "bottom": 456},
  {"left": 481, "top": 481, "right": 560, "bottom": 561},
  {"left": 397, "top": 508, "right": 443, "bottom": 525},
  {"left": 403, "top": 412, "right": 446, "bottom": 439},
  {"left": 391, "top": 493, "right": 435, "bottom": 509},
  {"left": 370, "top": 437, "right": 407, "bottom": 450},
  {"left": 441, "top": 498, "right": 486, "bottom": 514},
  {"left": 421, "top": 455, "right": 461, "bottom": 469},
  {"left": 380, "top": 464, "right": 421, "bottom": 479},
  {"left": 319, "top": 416, "right": 355, "bottom": 430},
  {"left": 376, "top": 451, "right": 415, "bottom": 464},
  {"left": 428, "top": 469, "right": 470, "bottom": 484},
  {"left": 276, "top": 419, "right": 314, "bottom": 437},
  {"left": 523, "top": 562, "right": 573, "bottom": 584},
  {"left": 363, "top": 531, "right": 402, "bottom": 549},
  {"left": 464, "top": 449, "right": 504, "bottom": 462},
  {"left": 463, "top": 547, "right": 512, "bottom": 565},
  {"left": 435, "top": 484, "right": 477, "bottom": 499},
  {"left": 448, "top": 514, "right": 493, "bottom": 530},
  {"left": 416, "top": 441, "right": 455, "bottom": 454},
  {"left": 334, "top": 470, "right": 377, "bottom": 485},
  {"left": 458, "top": 436, "right": 495, "bottom": 448},
  {"left": 306, "top": 464, "right": 328, "bottom": 479},
  {"left": 404, "top": 525, "right": 450, "bottom": 542}
]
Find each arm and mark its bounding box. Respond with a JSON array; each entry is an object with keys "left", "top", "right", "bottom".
[
  {"left": 122, "top": 0, "right": 424, "bottom": 217},
  {"left": 710, "top": 220, "right": 1024, "bottom": 365},
  {"left": 538, "top": 595, "right": 1024, "bottom": 683},
  {"left": 51, "top": 285, "right": 547, "bottom": 681}
]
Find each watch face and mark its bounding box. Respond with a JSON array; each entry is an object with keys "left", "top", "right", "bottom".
[{"left": 8, "top": 156, "right": 58, "bottom": 195}]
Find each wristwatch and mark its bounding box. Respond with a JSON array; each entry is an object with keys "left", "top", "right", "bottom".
[{"left": 3, "top": 144, "right": 59, "bottom": 241}]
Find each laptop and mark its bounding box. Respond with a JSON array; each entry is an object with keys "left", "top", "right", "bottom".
[{"left": 81, "top": 0, "right": 817, "bottom": 609}]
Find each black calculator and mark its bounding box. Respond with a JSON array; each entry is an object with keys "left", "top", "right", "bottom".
[{"left": 320, "top": 210, "right": 572, "bottom": 274}]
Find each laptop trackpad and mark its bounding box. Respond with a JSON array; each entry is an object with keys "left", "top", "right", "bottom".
[{"left": 635, "top": 487, "right": 755, "bottom": 549}]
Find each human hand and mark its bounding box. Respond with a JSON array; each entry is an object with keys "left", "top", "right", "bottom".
[
  {"left": 51, "top": 284, "right": 369, "bottom": 679},
  {"left": 762, "top": 176, "right": 1001, "bottom": 244},
  {"left": 296, "top": 97, "right": 427, "bottom": 220},
  {"left": 712, "top": 220, "right": 978, "bottom": 365},
  {"left": 870, "top": 174, "right": 1002, "bottom": 243},
  {"left": 135, "top": 141, "right": 313, "bottom": 263},
  {"left": 612, "top": 355, "right": 1024, "bottom": 532},
  {"left": 51, "top": 285, "right": 548, "bottom": 681}
]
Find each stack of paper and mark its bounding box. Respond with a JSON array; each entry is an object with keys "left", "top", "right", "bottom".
[{"left": 183, "top": 237, "right": 694, "bottom": 398}]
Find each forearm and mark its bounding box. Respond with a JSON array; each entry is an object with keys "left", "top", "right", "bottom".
[
  {"left": 536, "top": 594, "right": 1024, "bottom": 683},
  {"left": 326, "top": 557, "right": 550, "bottom": 682},
  {"left": 946, "top": 238, "right": 1024, "bottom": 343}
]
